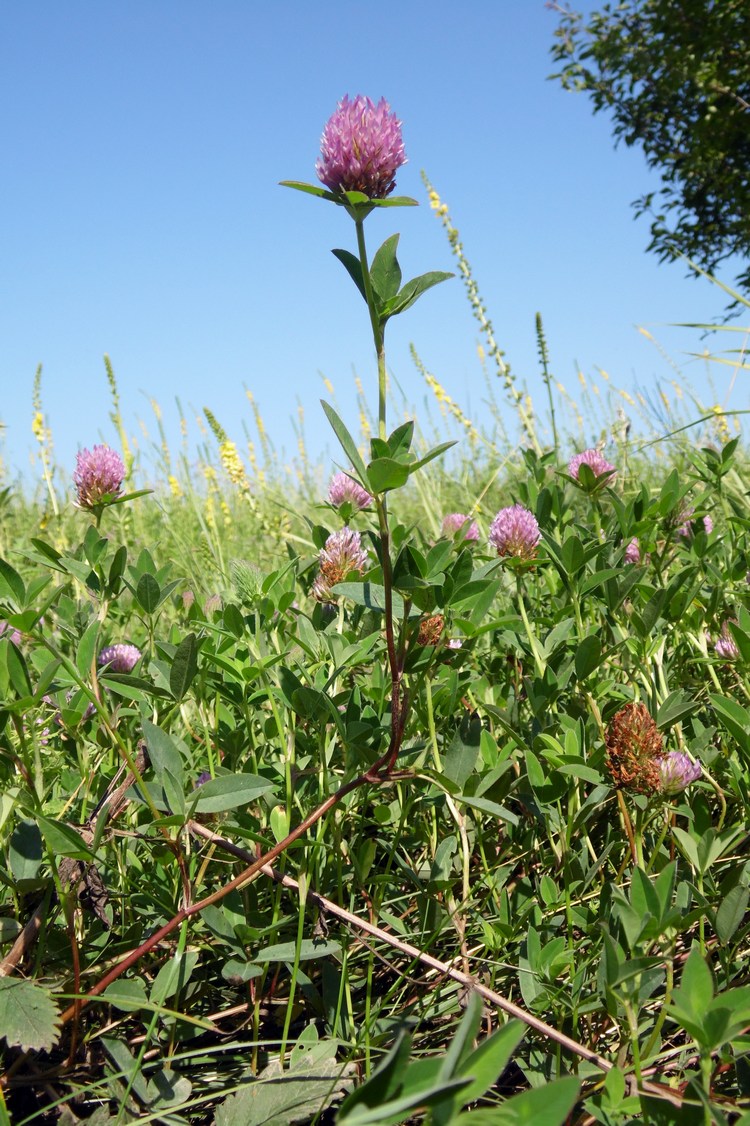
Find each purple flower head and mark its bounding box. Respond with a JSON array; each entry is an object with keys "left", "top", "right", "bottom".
[
  {"left": 0, "top": 621, "right": 22, "bottom": 646},
  {"left": 715, "top": 620, "right": 740, "bottom": 661},
  {"left": 676, "top": 506, "right": 713, "bottom": 538},
  {"left": 73, "top": 445, "right": 125, "bottom": 509},
  {"left": 98, "top": 643, "right": 142, "bottom": 674},
  {"left": 624, "top": 537, "right": 641, "bottom": 565},
  {"left": 488, "top": 504, "right": 541, "bottom": 561},
  {"left": 568, "top": 448, "right": 616, "bottom": 488},
  {"left": 313, "top": 526, "right": 369, "bottom": 602},
  {"left": 316, "top": 95, "right": 406, "bottom": 199},
  {"left": 658, "top": 751, "right": 701, "bottom": 796},
  {"left": 328, "top": 472, "right": 373, "bottom": 511},
  {"left": 441, "top": 513, "right": 480, "bottom": 541}
]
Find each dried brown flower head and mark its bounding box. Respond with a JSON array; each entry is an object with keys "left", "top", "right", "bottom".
[
  {"left": 605, "top": 702, "right": 664, "bottom": 793},
  {"left": 417, "top": 615, "right": 445, "bottom": 647}
]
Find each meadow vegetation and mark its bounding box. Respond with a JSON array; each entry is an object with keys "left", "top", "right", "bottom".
[{"left": 1, "top": 99, "right": 750, "bottom": 1126}]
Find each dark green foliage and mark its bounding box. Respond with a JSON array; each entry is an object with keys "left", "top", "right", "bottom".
[{"left": 550, "top": 0, "right": 750, "bottom": 293}]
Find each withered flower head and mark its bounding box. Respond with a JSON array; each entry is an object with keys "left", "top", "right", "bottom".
[
  {"left": 417, "top": 614, "right": 445, "bottom": 647},
  {"left": 605, "top": 702, "right": 664, "bottom": 793}
]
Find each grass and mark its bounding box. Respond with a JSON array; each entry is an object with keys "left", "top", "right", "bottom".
[{"left": 0, "top": 191, "right": 749, "bottom": 1126}]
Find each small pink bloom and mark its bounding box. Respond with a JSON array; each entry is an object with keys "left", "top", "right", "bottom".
[
  {"left": 328, "top": 472, "right": 372, "bottom": 510},
  {"left": 313, "top": 527, "right": 370, "bottom": 602},
  {"left": 441, "top": 513, "right": 479, "bottom": 541},
  {"left": 624, "top": 538, "right": 641, "bottom": 565},
  {"left": 658, "top": 752, "right": 701, "bottom": 795},
  {"left": 98, "top": 643, "right": 142, "bottom": 673},
  {"left": 568, "top": 448, "right": 616, "bottom": 487},
  {"left": 488, "top": 505, "right": 540, "bottom": 561},
  {"left": 73, "top": 445, "right": 125, "bottom": 509}
]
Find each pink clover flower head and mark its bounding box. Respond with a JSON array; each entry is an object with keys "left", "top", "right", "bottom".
[
  {"left": 316, "top": 95, "right": 406, "bottom": 199},
  {"left": 676, "top": 507, "right": 713, "bottom": 538},
  {"left": 715, "top": 620, "right": 740, "bottom": 661},
  {"left": 327, "top": 472, "right": 373, "bottom": 510},
  {"left": 441, "top": 513, "right": 480, "bottom": 541},
  {"left": 73, "top": 445, "right": 125, "bottom": 509},
  {"left": 0, "top": 621, "right": 22, "bottom": 646},
  {"left": 568, "top": 448, "right": 616, "bottom": 487},
  {"left": 98, "top": 643, "right": 142, "bottom": 674},
  {"left": 488, "top": 504, "right": 541, "bottom": 561},
  {"left": 624, "top": 537, "right": 641, "bottom": 565},
  {"left": 313, "top": 526, "right": 369, "bottom": 602},
  {"left": 658, "top": 751, "right": 701, "bottom": 796}
]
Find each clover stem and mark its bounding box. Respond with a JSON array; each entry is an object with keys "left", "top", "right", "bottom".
[{"left": 355, "top": 218, "right": 387, "bottom": 439}]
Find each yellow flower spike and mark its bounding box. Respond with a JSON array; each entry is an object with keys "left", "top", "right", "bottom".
[{"left": 168, "top": 474, "right": 182, "bottom": 498}]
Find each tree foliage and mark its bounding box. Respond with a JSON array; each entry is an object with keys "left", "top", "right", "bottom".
[{"left": 550, "top": 1, "right": 750, "bottom": 293}]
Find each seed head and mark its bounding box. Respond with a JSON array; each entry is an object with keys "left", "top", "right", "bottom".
[
  {"left": 605, "top": 702, "right": 664, "bottom": 793},
  {"left": 488, "top": 504, "right": 540, "bottom": 560},
  {"left": 73, "top": 445, "right": 125, "bottom": 509},
  {"left": 316, "top": 95, "right": 406, "bottom": 199}
]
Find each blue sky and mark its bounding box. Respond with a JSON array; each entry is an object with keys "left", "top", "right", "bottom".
[{"left": 2, "top": 2, "right": 743, "bottom": 484}]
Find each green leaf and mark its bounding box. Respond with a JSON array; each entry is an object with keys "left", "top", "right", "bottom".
[
  {"left": 143, "top": 719, "right": 184, "bottom": 782},
  {"left": 0, "top": 557, "right": 25, "bottom": 606},
  {"left": 470, "top": 1075, "right": 581, "bottom": 1124},
  {"left": 369, "top": 195, "right": 418, "bottom": 208},
  {"left": 279, "top": 179, "right": 340, "bottom": 203},
  {"left": 150, "top": 949, "right": 199, "bottom": 1007},
  {"left": 37, "top": 816, "right": 94, "bottom": 860},
  {"left": 442, "top": 712, "right": 482, "bottom": 789},
  {"left": 716, "top": 885, "right": 750, "bottom": 945},
  {"left": 409, "top": 441, "right": 457, "bottom": 475},
  {"left": 320, "top": 400, "right": 369, "bottom": 486},
  {"left": 575, "top": 635, "right": 602, "bottom": 680},
  {"left": 338, "top": 1028, "right": 414, "bottom": 1122},
  {"left": 454, "top": 792, "right": 518, "bottom": 826},
  {"left": 0, "top": 979, "right": 60, "bottom": 1052},
  {"left": 254, "top": 938, "right": 341, "bottom": 963},
  {"left": 332, "top": 248, "right": 367, "bottom": 303},
  {"left": 4, "top": 640, "right": 32, "bottom": 697},
  {"left": 191, "top": 772, "right": 275, "bottom": 813},
  {"left": 366, "top": 457, "right": 410, "bottom": 493},
  {"left": 675, "top": 947, "right": 714, "bottom": 1020},
  {"left": 170, "top": 631, "right": 198, "bottom": 700},
  {"left": 9, "top": 819, "right": 43, "bottom": 882},
  {"left": 561, "top": 534, "right": 584, "bottom": 575},
  {"left": 370, "top": 233, "right": 402, "bottom": 303},
  {"left": 711, "top": 693, "right": 750, "bottom": 758},
  {"left": 100, "top": 978, "right": 149, "bottom": 1013},
  {"left": 136, "top": 572, "right": 161, "bottom": 614},
  {"left": 386, "top": 420, "right": 414, "bottom": 458},
  {"left": 76, "top": 618, "right": 100, "bottom": 679},
  {"left": 382, "top": 270, "right": 454, "bottom": 319},
  {"left": 657, "top": 691, "right": 700, "bottom": 730},
  {"left": 331, "top": 582, "right": 408, "bottom": 618},
  {"left": 215, "top": 1031, "right": 354, "bottom": 1126}
]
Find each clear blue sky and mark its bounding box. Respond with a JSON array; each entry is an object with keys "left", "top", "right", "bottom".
[{"left": 1, "top": 2, "right": 743, "bottom": 485}]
